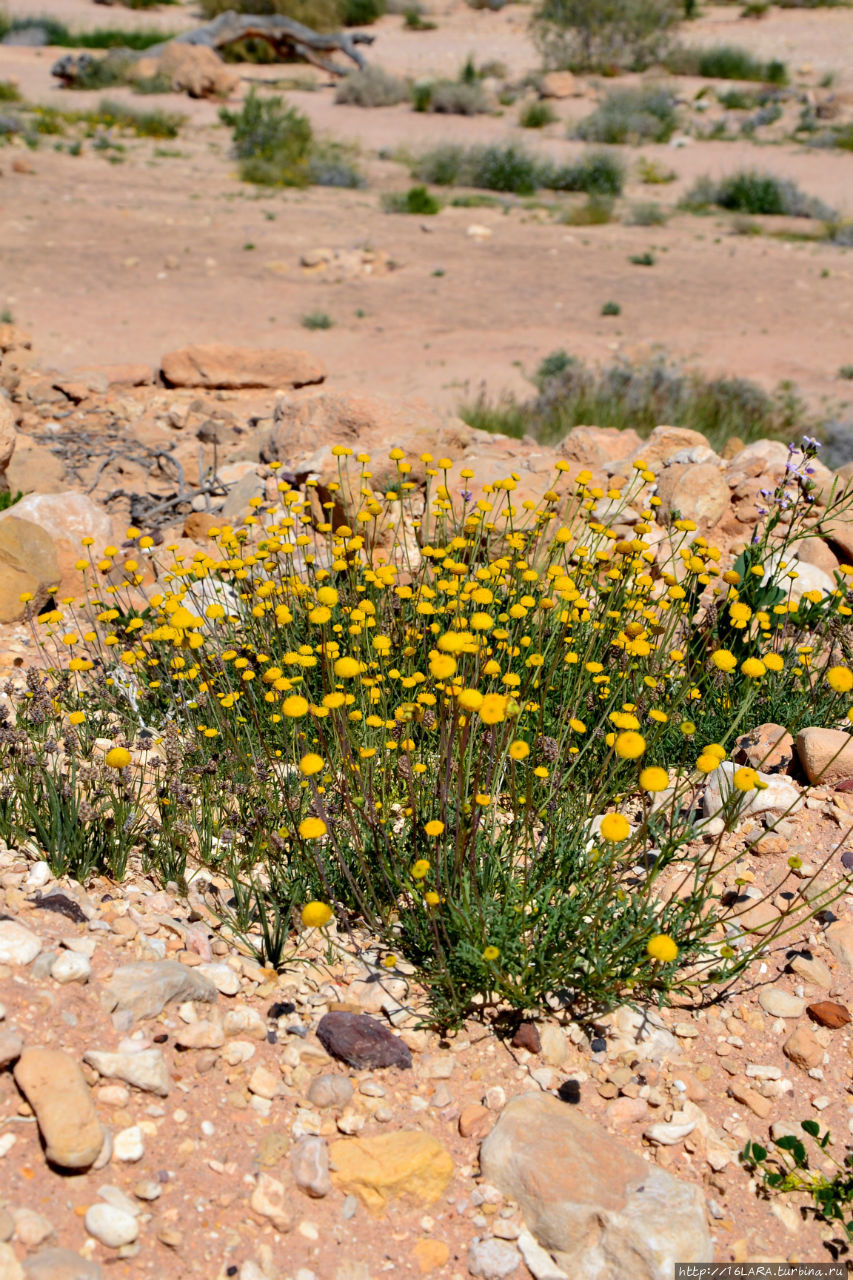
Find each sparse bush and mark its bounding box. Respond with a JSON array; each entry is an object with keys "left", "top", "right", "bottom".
[
  {"left": 532, "top": 0, "right": 681, "bottom": 73},
  {"left": 601, "top": 299, "right": 621, "bottom": 316},
  {"left": 221, "top": 88, "right": 314, "bottom": 185},
  {"left": 94, "top": 98, "right": 183, "bottom": 138},
  {"left": 335, "top": 66, "right": 410, "bottom": 107},
  {"left": 519, "top": 99, "right": 557, "bottom": 128},
  {"left": 308, "top": 140, "right": 363, "bottom": 187},
  {"left": 666, "top": 43, "right": 788, "bottom": 84},
  {"left": 198, "top": 0, "right": 377, "bottom": 31},
  {"left": 0, "top": 17, "right": 173, "bottom": 49},
  {"left": 301, "top": 310, "right": 333, "bottom": 329},
  {"left": 383, "top": 183, "right": 441, "bottom": 213},
  {"left": 461, "top": 351, "right": 813, "bottom": 453},
  {"left": 629, "top": 250, "right": 655, "bottom": 265},
  {"left": 559, "top": 195, "right": 613, "bottom": 224},
  {"left": 637, "top": 156, "right": 676, "bottom": 184},
  {"left": 0, "top": 81, "right": 20, "bottom": 102},
  {"left": 839, "top": 365, "right": 853, "bottom": 380},
  {"left": 574, "top": 85, "right": 678, "bottom": 145},
  {"left": 683, "top": 170, "right": 835, "bottom": 219},
  {"left": 413, "top": 142, "right": 623, "bottom": 196},
  {"left": 425, "top": 80, "right": 489, "bottom": 114}
]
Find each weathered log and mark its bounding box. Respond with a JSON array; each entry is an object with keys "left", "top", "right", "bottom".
[{"left": 51, "top": 8, "right": 374, "bottom": 87}]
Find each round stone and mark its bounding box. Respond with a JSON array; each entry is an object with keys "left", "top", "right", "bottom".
[
  {"left": 84, "top": 1203, "right": 139, "bottom": 1248},
  {"left": 758, "top": 988, "right": 805, "bottom": 1020}
]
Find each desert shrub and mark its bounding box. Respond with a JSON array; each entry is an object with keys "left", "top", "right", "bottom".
[
  {"left": 683, "top": 170, "right": 835, "bottom": 219},
  {"left": 666, "top": 43, "right": 788, "bottom": 84},
  {"left": 629, "top": 249, "right": 655, "bottom": 265},
  {"left": 636, "top": 156, "right": 676, "bottom": 184},
  {"left": 308, "top": 140, "right": 363, "bottom": 187},
  {"left": 519, "top": 99, "right": 557, "bottom": 128},
  {"left": 335, "top": 66, "right": 409, "bottom": 106},
  {"left": 462, "top": 351, "right": 813, "bottom": 453},
  {"left": 624, "top": 200, "right": 668, "bottom": 223},
  {"left": 0, "top": 17, "right": 173, "bottom": 49},
  {"left": 16, "top": 440, "right": 853, "bottom": 1027},
  {"left": 558, "top": 194, "right": 613, "bottom": 224},
  {"left": 301, "top": 310, "right": 333, "bottom": 328},
  {"left": 93, "top": 98, "right": 183, "bottom": 137},
  {"left": 413, "top": 142, "right": 623, "bottom": 196},
  {"left": 424, "top": 80, "right": 489, "bottom": 114},
  {"left": 197, "top": 0, "right": 379, "bottom": 30},
  {"left": 601, "top": 299, "right": 621, "bottom": 315},
  {"left": 532, "top": 0, "right": 681, "bottom": 72},
  {"left": 58, "top": 50, "right": 138, "bottom": 91},
  {"left": 574, "top": 85, "right": 678, "bottom": 144},
  {"left": 221, "top": 88, "right": 314, "bottom": 185},
  {"left": 383, "top": 183, "right": 441, "bottom": 213},
  {"left": 0, "top": 80, "right": 19, "bottom": 102},
  {"left": 545, "top": 149, "right": 624, "bottom": 195}
]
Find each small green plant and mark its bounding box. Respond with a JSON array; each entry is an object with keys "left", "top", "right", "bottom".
[
  {"left": 425, "top": 80, "right": 489, "bottom": 115},
  {"left": 412, "top": 143, "right": 624, "bottom": 196},
  {"left": 601, "top": 300, "right": 621, "bottom": 316},
  {"left": 93, "top": 99, "right": 184, "bottom": 138},
  {"left": 559, "top": 195, "right": 613, "bottom": 225},
  {"left": 839, "top": 365, "right": 853, "bottom": 380},
  {"left": 301, "top": 310, "right": 333, "bottom": 330},
  {"left": 629, "top": 250, "right": 655, "bottom": 265},
  {"left": 742, "top": 1121, "right": 853, "bottom": 1240},
  {"left": 0, "top": 491, "right": 22, "bottom": 512},
  {"left": 0, "top": 81, "right": 20, "bottom": 103},
  {"left": 403, "top": 7, "right": 437, "bottom": 29},
  {"left": 335, "top": 66, "right": 410, "bottom": 107},
  {"left": 0, "top": 17, "right": 173, "bottom": 50},
  {"left": 637, "top": 156, "right": 676, "bottom": 184},
  {"left": 519, "top": 100, "right": 557, "bottom": 129},
  {"left": 574, "top": 85, "right": 678, "bottom": 145},
  {"left": 683, "top": 171, "right": 835, "bottom": 220},
  {"left": 0, "top": 309, "right": 13, "bottom": 325},
  {"left": 383, "top": 184, "right": 441, "bottom": 214}
]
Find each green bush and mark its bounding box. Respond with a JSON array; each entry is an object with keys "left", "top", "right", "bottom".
[
  {"left": 623, "top": 200, "right": 668, "bottom": 225},
  {"left": 0, "top": 81, "right": 20, "bottom": 102},
  {"left": 94, "top": 98, "right": 183, "bottom": 138},
  {"left": 221, "top": 88, "right": 314, "bottom": 185},
  {"left": 532, "top": 0, "right": 681, "bottom": 73},
  {"left": 197, "top": 0, "right": 367, "bottom": 31},
  {"left": 412, "top": 142, "right": 623, "bottom": 196},
  {"left": 0, "top": 17, "right": 173, "bottom": 49},
  {"left": 601, "top": 299, "right": 621, "bottom": 315},
  {"left": 342, "top": 0, "right": 386, "bottom": 23},
  {"left": 383, "top": 183, "right": 441, "bottom": 213},
  {"left": 425, "top": 80, "right": 489, "bottom": 114},
  {"left": 301, "top": 310, "right": 333, "bottom": 329},
  {"left": 519, "top": 99, "right": 557, "bottom": 128},
  {"left": 574, "top": 85, "right": 678, "bottom": 144},
  {"left": 335, "top": 66, "right": 410, "bottom": 106},
  {"left": 559, "top": 194, "right": 613, "bottom": 224},
  {"left": 683, "top": 170, "right": 835, "bottom": 219},
  {"left": 667, "top": 43, "right": 788, "bottom": 84}
]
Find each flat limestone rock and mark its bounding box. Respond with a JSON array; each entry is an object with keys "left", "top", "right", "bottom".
[
  {"left": 13, "top": 1048, "right": 103, "bottom": 1170},
  {"left": 83, "top": 1048, "right": 170, "bottom": 1097},
  {"left": 160, "top": 343, "right": 325, "bottom": 391},
  {"left": 100, "top": 960, "right": 217, "bottom": 1023},
  {"left": 479, "top": 1092, "right": 712, "bottom": 1280}
]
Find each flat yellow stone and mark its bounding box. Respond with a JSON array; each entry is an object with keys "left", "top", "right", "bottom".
[
  {"left": 412, "top": 1238, "right": 451, "bottom": 1273},
  {"left": 329, "top": 1130, "right": 453, "bottom": 1215}
]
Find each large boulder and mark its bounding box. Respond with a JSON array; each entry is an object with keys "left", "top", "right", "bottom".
[
  {"left": 797, "top": 727, "right": 853, "bottom": 787},
  {"left": 0, "top": 516, "right": 59, "bottom": 622},
  {"left": 151, "top": 43, "right": 238, "bottom": 100},
  {"left": 4, "top": 436, "right": 65, "bottom": 495},
  {"left": 0, "top": 394, "right": 17, "bottom": 489},
  {"left": 654, "top": 460, "right": 730, "bottom": 531},
  {"left": 479, "top": 1093, "right": 712, "bottom": 1279},
  {"left": 0, "top": 492, "right": 114, "bottom": 598},
  {"left": 160, "top": 343, "right": 325, "bottom": 391},
  {"left": 607, "top": 426, "right": 713, "bottom": 476}
]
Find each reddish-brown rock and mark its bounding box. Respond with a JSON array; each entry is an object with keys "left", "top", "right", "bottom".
[
  {"left": 161, "top": 343, "right": 325, "bottom": 391},
  {"left": 316, "top": 1011, "right": 412, "bottom": 1071},
  {"left": 806, "top": 1000, "right": 851, "bottom": 1029}
]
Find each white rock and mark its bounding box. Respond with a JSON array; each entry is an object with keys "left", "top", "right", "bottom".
[
  {"left": 25, "top": 861, "right": 52, "bottom": 888},
  {"left": 517, "top": 1230, "right": 570, "bottom": 1280},
  {"left": 50, "top": 952, "right": 91, "bottom": 985},
  {"left": 757, "top": 988, "right": 804, "bottom": 1020},
  {"left": 113, "top": 1126, "right": 144, "bottom": 1163},
  {"left": 644, "top": 1119, "right": 697, "bottom": 1146},
  {"left": 468, "top": 1238, "right": 520, "bottom": 1278},
  {"left": 198, "top": 963, "right": 240, "bottom": 996},
  {"left": 84, "top": 1203, "right": 139, "bottom": 1248},
  {"left": 0, "top": 920, "right": 41, "bottom": 966},
  {"left": 702, "top": 761, "right": 802, "bottom": 826}
]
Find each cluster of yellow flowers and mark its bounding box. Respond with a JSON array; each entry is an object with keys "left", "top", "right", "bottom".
[{"left": 26, "top": 445, "right": 853, "bottom": 975}]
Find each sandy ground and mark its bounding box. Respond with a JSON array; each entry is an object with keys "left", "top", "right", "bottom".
[{"left": 1, "top": 1, "right": 853, "bottom": 434}]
